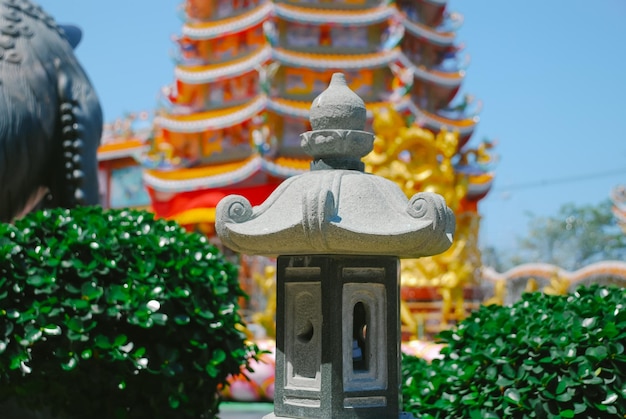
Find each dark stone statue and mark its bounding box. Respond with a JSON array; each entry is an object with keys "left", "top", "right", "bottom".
[{"left": 0, "top": 0, "right": 102, "bottom": 222}]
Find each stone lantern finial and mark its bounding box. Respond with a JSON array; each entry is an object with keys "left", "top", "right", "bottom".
[
  {"left": 301, "top": 73, "right": 373, "bottom": 172},
  {"left": 309, "top": 73, "right": 366, "bottom": 131}
]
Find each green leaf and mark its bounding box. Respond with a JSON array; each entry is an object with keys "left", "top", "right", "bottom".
[
  {"left": 585, "top": 346, "right": 608, "bottom": 361},
  {"left": 504, "top": 388, "right": 520, "bottom": 404},
  {"left": 67, "top": 298, "right": 90, "bottom": 310},
  {"left": 66, "top": 317, "right": 84, "bottom": 332},
  {"left": 601, "top": 393, "right": 618, "bottom": 405},
  {"left": 94, "top": 334, "right": 112, "bottom": 349},
  {"left": 168, "top": 395, "right": 180, "bottom": 409},
  {"left": 81, "top": 281, "right": 104, "bottom": 301},
  {"left": 205, "top": 363, "right": 219, "bottom": 378},
  {"left": 61, "top": 356, "right": 78, "bottom": 371},
  {"left": 26, "top": 275, "right": 50, "bottom": 287},
  {"left": 174, "top": 315, "right": 190, "bottom": 325},
  {"left": 211, "top": 348, "right": 226, "bottom": 365},
  {"left": 110, "top": 334, "right": 126, "bottom": 347},
  {"left": 42, "top": 324, "right": 62, "bottom": 336},
  {"left": 150, "top": 313, "right": 168, "bottom": 326}
]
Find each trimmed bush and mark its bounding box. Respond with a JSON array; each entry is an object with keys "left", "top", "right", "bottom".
[
  {"left": 0, "top": 207, "right": 255, "bottom": 418},
  {"left": 402, "top": 285, "right": 626, "bottom": 418}
]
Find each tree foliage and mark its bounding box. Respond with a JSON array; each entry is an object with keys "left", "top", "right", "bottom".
[
  {"left": 402, "top": 285, "right": 626, "bottom": 418},
  {"left": 0, "top": 207, "right": 255, "bottom": 418},
  {"left": 495, "top": 200, "right": 626, "bottom": 271}
]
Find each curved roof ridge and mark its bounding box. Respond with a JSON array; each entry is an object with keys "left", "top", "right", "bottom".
[
  {"left": 143, "top": 156, "right": 264, "bottom": 192},
  {"left": 175, "top": 46, "right": 271, "bottom": 84},
  {"left": 273, "top": 47, "right": 401, "bottom": 69},
  {"left": 398, "top": 52, "right": 464, "bottom": 87},
  {"left": 182, "top": 2, "right": 272, "bottom": 40},
  {"left": 399, "top": 13, "right": 455, "bottom": 46},
  {"left": 274, "top": 2, "right": 398, "bottom": 25},
  {"left": 268, "top": 95, "right": 414, "bottom": 119},
  {"left": 155, "top": 95, "right": 267, "bottom": 133}
]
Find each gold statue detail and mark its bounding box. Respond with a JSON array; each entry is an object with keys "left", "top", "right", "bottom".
[{"left": 366, "top": 107, "right": 495, "bottom": 336}]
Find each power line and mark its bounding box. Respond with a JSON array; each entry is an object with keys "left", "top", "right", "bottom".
[{"left": 494, "top": 167, "right": 626, "bottom": 192}]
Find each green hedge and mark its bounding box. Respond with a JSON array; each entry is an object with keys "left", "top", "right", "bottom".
[
  {"left": 403, "top": 285, "right": 626, "bottom": 418},
  {"left": 0, "top": 207, "right": 255, "bottom": 418}
]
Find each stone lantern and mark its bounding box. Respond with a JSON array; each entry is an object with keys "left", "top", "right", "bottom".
[{"left": 216, "top": 73, "right": 455, "bottom": 418}]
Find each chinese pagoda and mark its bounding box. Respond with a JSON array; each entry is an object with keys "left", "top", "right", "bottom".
[
  {"left": 140, "top": 1, "right": 304, "bottom": 235},
  {"left": 132, "top": 0, "right": 485, "bottom": 236}
]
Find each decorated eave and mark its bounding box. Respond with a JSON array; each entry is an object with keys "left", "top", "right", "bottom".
[
  {"left": 267, "top": 94, "right": 415, "bottom": 120},
  {"left": 272, "top": 47, "right": 401, "bottom": 69},
  {"left": 399, "top": 13, "right": 455, "bottom": 47},
  {"left": 408, "top": 102, "right": 478, "bottom": 143},
  {"left": 482, "top": 261, "right": 626, "bottom": 289},
  {"left": 181, "top": 1, "right": 272, "bottom": 40},
  {"left": 175, "top": 46, "right": 271, "bottom": 84},
  {"left": 261, "top": 157, "right": 308, "bottom": 178},
  {"left": 465, "top": 172, "right": 494, "bottom": 201},
  {"left": 273, "top": 2, "right": 398, "bottom": 25},
  {"left": 142, "top": 154, "right": 309, "bottom": 194},
  {"left": 154, "top": 94, "right": 267, "bottom": 133},
  {"left": 97, "top": 138, "right": 150, "bottom": 161},
  {"left": 143, "top": 155, "right": 263, "bottom": 193},
  {"left": 398, "top": 52, "right": 464, "bottom": 88}
]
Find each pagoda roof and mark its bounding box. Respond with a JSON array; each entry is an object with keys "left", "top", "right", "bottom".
[
  {"left": 482, "top": 261, "right": 626, "bottom": 289},
  {"left": 399, "top": 14, "right": 455, "bottom": 46},
  {"left": 143, "top": 155, "right": 264, "bottom": 192},
  {"left": 267, "top": 95, "right": 415, "bottom": 120},
  {"left": 411, "top": 104, "right": 478, "bottom": 137},
  {"left": 181, "top": 2, "right": 271, "bottom": 40},
  {"left": 423, "top": 0, "right": 448, "bottom": 5},
  {"left": 143, "top": 154, "right": 311, "bottom": 193},
  {"left": 465, "top": 172, "right": 494, "bottom": 201},
  {"left": 272, "top": 47, "right": 401, "bottom": 69},
  {"left": 262, "top": 157, "right": 308, "bottom": 178},
  {"left": 175, "top": 46, "right": 271, "bottom": 84},
  {"left": 155, "top": 94, "right": 266, "bottom": 133},
  {"left": 97, "top": 138, "right": 150, "bottom": 161},
  {"left": 398, "top": 53, "right": 463, "bottom": 87},
  {"left": 273, "top": 2, "right": 397, "bottom": 25}
]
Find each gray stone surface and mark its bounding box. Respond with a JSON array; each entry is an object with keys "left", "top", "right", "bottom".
[
  {"left": 309, "top": 73, "right": 367, "bottom": 131},
  {"left": 217, "top": 73, "right": 454, "bottom": 419},
  {"left": 272, "top": 256, "right": 402, "bottom": 419}
]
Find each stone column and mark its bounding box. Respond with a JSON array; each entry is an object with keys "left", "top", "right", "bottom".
[{"left": 216, "top": 73, "right": 455, "bottom": 418}]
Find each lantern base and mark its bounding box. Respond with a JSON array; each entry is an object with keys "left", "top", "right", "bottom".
[{"left": 264, "top": 413, "right": 416, "bottom": 419}]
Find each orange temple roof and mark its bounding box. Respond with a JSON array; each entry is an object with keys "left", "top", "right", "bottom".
[
  {"left": 273, "top": 2, "right": 397, "bottom": 25},
  {"left": 181, "top": 2, "right": 272, "bottom": 40},
  {"left": 175, "top": 46, "right": 271, "bottom": 83},
  {"left": 155, "top": 95, "right": 266, "bottom": 133},
  {"left": 272, "top": 47, "right": 401, "bottom": 69},
  {"left": 98, "top": 138, "right": 149, "bottom": 161},
  {"left": 143, "top": 155, "right": 263, "bottom": 192},
  {"left": 398, "top": 53, "right": 464, "bottom": 87},
  {"left": 399, "top": 13, "right": 455, "bottom": 46},
  {"left": 413, "top": 105, "right": 478, "bottom": 134},
  {"left": 268, "top": 95, "right": 415, "bottom": 119}
]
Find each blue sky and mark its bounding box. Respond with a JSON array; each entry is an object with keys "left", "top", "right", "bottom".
[{"left": 37, "top": 1, "right": 626, "bottom": 254}]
